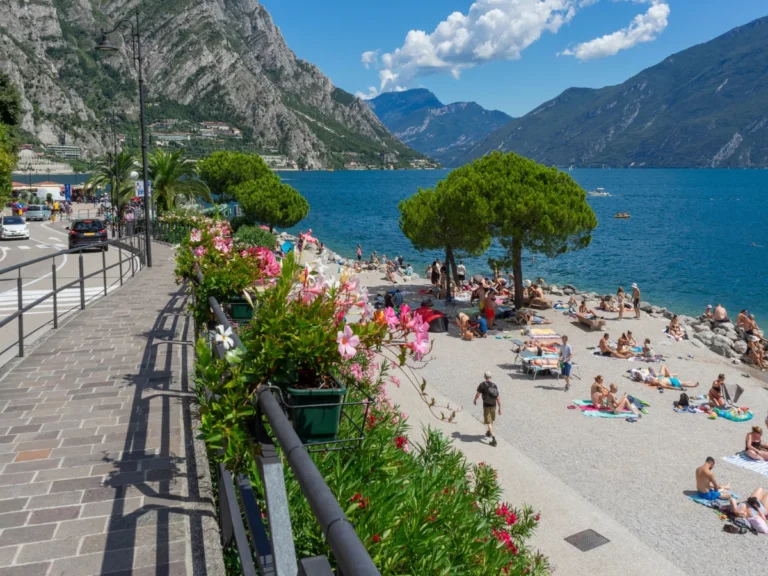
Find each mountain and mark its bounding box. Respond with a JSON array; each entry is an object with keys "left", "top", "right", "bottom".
[
  {"left": 459, "top": 17, "right": 768, "bottom": 168},
  {"left": 0, "top": 0, "right": 426, "bottom": 169},
  {"left": 368, "top": 89, "right": 512, "bottom": 167}
]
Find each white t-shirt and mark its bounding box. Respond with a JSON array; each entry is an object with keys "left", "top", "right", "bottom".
[{"left": 457, "top": 264, "right": 466, "bottom": 275}]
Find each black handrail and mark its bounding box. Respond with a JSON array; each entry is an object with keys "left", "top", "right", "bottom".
[
  {"left": 0, "top": 234, "right": 146, "bottom": 358},
  {"left": 195, "top": 267, "right": 380, "bottom": 575}
]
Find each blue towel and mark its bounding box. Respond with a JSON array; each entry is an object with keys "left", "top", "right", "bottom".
[
  {"left": 281, "top": 241, "right": 294, "bottom": 254},
  {"left": 688, "top": 493, "right": 738, "bottom": 507}
]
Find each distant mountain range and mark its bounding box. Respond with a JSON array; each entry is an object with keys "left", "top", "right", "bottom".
[
  {"left": 458, "top": 16, "right": 768, "bottom": 168},
  {"left": 367, "top": 89, "right": 512, "bottom": 167}
]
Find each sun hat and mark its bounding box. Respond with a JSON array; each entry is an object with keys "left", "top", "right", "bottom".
[
  {"left": 523, "top": 279, "right": 532, "bottom": 287},
  {"left": 631, "top": 283, "right": 638, "bottom": 288},
  {"left": 484, "top": 371, "right": 493, "bottom": 379},
  {"left": 706, "top": 304, "right": 712, "bottom": 309}
]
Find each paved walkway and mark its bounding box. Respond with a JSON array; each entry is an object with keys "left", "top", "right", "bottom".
[{"left": 0, "top": 243, "right": 223, "bottom": 576}]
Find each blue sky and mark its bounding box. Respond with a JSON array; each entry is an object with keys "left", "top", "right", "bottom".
[{"left": 261, "top": 0, "right": 767, "bottom": 117}]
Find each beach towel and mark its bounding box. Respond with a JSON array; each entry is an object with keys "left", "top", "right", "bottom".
[
  {"left": 688, "top": 493, "right": 738, "bottom": 507},
  {"left": 553, "top": 302, "right": 570, "bottom": 310},
  {"left": 572, "top": 400, "right": 634, "bottom": 418},
  {"left": 713, "top": 407, "right": 753, "bottom": 422},
  {"left": 723, "top": 453, "right": 768, "bottom": 478},
  {"left": 280, "top": 241, "right": 294, "bottom": 254},
  {"left": 524, "top": 327, "right": 556, "bottom": 336}
]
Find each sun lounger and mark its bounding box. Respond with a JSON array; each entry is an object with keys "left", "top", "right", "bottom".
[
  {"left": 574, "top": 312, "right": 606, "bottom": 330},
  {"left": 524, "top": 327, "right": 556, "bottom": 336},
  {"left": 522, "top": 356, "right": 559, "bottom": 379}
]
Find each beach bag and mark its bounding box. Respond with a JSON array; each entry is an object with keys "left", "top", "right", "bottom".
[{"left": 678, "top": 393, "right": 690, "bottom": 408}]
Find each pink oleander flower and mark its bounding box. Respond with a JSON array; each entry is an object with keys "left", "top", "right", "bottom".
[
  {"left": 336, "top": 325, "right": 360, "bottom": 359},
  {"left": 349, "top": 363, "right": 364, "bottom": 381},
  {"left": 190, "top": 229, "right": 201, "bottom": 242},
  {"left": 384, "top": 307, "right": 398, "bottom": 330},
  {"left": 394, "top": 436, "right": 410, "bottom": 453},
  {"left": 213, "top": 236, "right": 232, "bottom": 254},
  {"left": 389, "top": 375, "right": 401, "bottom": 388},
  {"left": 407, "top": 338, "right": 429, "bottom": 361},
  {"left": 193, "top": 246, "right": 206, "bottom": 257}
]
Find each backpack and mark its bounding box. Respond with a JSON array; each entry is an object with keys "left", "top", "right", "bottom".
[
  {"left": 678, "top": 392, "right": 690, "bottom": 408},
  {"left": 483, "top": 382, "right": 499, "bottom": 400}
]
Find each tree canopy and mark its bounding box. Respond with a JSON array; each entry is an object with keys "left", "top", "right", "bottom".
[
  {"left": 399, "top": 175, "right": 492, "bottom": 293},
  {"left": 234, "top": 179, "right": 309, "bottom": 232},
  {"left": 148, "top": 149, "right": 211, "bottom": 212},
  {"left": 197, "top": 151, "right": 275, "bottom": 202},
  {"left": 0, "top": 73, "right": 21, "bottom": 203},
  {"left": 86, "top": 151, "right": 138, "bottom": 206},
  {"left": 399, "top": 151, "right": 597, "bottom": 307}
]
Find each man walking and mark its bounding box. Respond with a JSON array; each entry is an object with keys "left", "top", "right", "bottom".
[
  {"left": 559, "top": 335, "right": 573, "bottom": 392},
  {"left": 474, "top": 371, "right": 501, "bottom": 447}
]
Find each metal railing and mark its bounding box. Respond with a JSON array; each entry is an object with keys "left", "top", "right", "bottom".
[
  {"left": 192, "top": 271, "right": 380, "bottom": 576},
  {"left": 0, "top": 234, "right": 147, "bottom": 358}
]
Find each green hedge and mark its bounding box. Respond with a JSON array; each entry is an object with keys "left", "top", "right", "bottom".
[{"left": 234, "top": 225, "right": 276, "bottom": 249}]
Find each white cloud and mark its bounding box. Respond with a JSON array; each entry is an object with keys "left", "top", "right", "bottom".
[
  {"left": 355, "top": 86, "right": 379, "bottom": 100},
  {"left": 368, "top": 0, "right": 585, "bottom": 91},
  {"left": 561, "top": 1, "right": 670, "bottom": 60},
  {"left": 361, "top": 50, "right": 379, "bottom": 69}
]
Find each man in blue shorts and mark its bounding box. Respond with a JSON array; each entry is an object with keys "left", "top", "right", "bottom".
[
  {"left": 695, "top": 457, "right": 732, "bottom": 501},
  {"left": 559, "top": 335, "right": 573, "bottom": 392}
]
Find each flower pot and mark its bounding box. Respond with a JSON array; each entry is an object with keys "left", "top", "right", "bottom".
[
  {"left": 224, "top": 297, "right": 253, "bottom": 321},
  {"left": 286, "top": 383, "right": 347, "bottom": 444}
]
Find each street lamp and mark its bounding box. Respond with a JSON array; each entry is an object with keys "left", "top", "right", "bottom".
[
  {"left": 109, "top": 110, "right": 119, "bottom": 238},
  {"left": 95, "top": 8, "right": 152, "bottom": 267}
]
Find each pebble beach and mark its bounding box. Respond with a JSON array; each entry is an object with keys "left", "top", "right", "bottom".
[{"left": 290, "top": 234, "right": 768, "bottom": 576}]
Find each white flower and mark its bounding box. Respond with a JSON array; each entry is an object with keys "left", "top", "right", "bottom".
[{"left": 214, "top": 325, "right": 234, "bottom": 350}]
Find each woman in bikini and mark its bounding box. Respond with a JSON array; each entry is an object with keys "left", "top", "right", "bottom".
[
  {"left": 598, "top": 295, "right": 618, "bottom": 312},
  {"left": 591, "top": 376, "right": 608, "bottom": 408},
  {"left": 745, "top": 426, "right": 768, "bottom": 461},
  {"left": 728, "top": 490, "right": 768, "bottom": 534},
  {"left": 617, "top": 287, "right": 626, "bottom": 320},
  {"left": 599, "top": 333, "right": 632, "bottom": 359},
  {"left": 606, "top": 384, "right": 640, "bottom": 416},
  {"left": 668, "top": 315, "right": 685, "bottom": 341}
]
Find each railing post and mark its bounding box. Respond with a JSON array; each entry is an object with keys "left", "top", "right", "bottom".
[
  {"left": 102, "top": 247, "right": 107, "bottom": 297},
  {"left": 130, "top": 236, "right": 135, "bottom": 278},
  {"left": 52, "top": 262, "right": 58, "bottom": 330},
  {"left": 118, "top": 242, "right": 123, "bottom": 286},
  {"left": 79, "top": 252, "right": 85, "bottom": 310},
  {"left": 16, "top": 275, "right": 23, "bottom": 358}
]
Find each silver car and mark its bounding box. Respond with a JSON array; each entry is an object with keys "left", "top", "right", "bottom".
[
  {"left": 25, "top": 205, "right": 51, "bottom": 221},
  {"left": 0, "top": 216, "right": 30, "bottom": 240}
]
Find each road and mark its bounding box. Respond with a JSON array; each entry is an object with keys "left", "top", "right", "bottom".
[{"left": 0, "top": 207, "right": 141, "bottom": 368}]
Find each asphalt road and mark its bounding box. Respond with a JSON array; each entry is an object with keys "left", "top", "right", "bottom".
[{"left": 0, "top": 208, "right": 141, "bottom": 369}]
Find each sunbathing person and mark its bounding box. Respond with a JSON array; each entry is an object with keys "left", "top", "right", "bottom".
[
  {"left": 591, "top": 376, "right": 608, "bottom": 408},
  {"left": 625, "top": 330, "right": 637, "bottom": 347},
  {"left": 728, "top": 491, "right": 768, "bottom": 534},
  {"left": 745, "top": 426, "right": 768, "bottom": 461},
  {"left": 527, "top": 283, "right": 552, "bottom": 309},
  {"left": 597, "top": 295, "right": 618, "bottom": 312},
  {"left": 517, "top": 310, "right": 553, "bottom": 325},
  {"left": 606, "top": 384, "right": 641, "bottom": 416},
  {"left": 668, "top": 315, "right": 685, "bottom": 341},
  {"left": 578, "top": 300, "right": 597, "bottom": 317},
  {"left": 630, "top": 368, "right": 697, "bottom": 389},
  {"left": 598, "top": 333, "right": 632, "bottom": 359},
  {"left": 516, "top": 341, "right": 559, "bottom": 356},
  {"left": 709, "top": 374, "right": 727, "bottom": 408},
  {"left": 642, "top": 338, "right": 654, "bottom": 358},
  {"left": 695, "top": 456, "right": 732, "bottom": 501}
]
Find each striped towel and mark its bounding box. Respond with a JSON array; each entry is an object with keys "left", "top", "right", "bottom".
[{"left": 723, "top": 453, "right": 768, "bottom": 478}]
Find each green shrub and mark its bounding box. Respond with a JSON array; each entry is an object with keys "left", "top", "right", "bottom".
[
  {"left": 228, "top": 215, "right": 252, "bottom": 232},
  {"left": 234, "top": 225, "right": 276, "bottom": 249}
]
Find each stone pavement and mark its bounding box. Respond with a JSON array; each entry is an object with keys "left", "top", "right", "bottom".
[{"left": 0, "top": 243, "right": 223, "bottom": 576}]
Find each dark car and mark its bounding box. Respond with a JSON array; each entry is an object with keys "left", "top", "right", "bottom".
[{"left": 68, "top": 219, "right": 108, "bottom": 251}]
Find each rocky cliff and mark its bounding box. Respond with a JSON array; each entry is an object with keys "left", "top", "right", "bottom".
[
  {"left": 0, "top": 0, "right": 422, "bottom": 168},
  {"left": 459, "top": 16, "right": 768, "bottom": 168},
  {"left": 368, "top": 89, "right": 511, "bottom": 167}
]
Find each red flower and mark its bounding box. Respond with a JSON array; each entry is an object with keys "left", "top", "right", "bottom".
[
  {"left": 371, "top": 534, "right": 380, "bottom": 543},
  {"left": 394, "top": 436, "right": 408, "bottom": 450},
  {"left": 535, "top": 513, "right": 541, "bottom": 522}
]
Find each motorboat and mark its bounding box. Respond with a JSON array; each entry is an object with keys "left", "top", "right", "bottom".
[
  {"left": 614, "top": 212, "right": 631, "bottom": 219},
  {"left": 588, "top": 187, "right": 610, "bottom": 197}
]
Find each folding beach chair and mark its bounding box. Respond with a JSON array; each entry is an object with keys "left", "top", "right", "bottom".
[
  {"left": 722, "top": 383, "right": 745, "bottom": 408},
  {"left": 280, "top": 241, "right": 294, "bottom": 255}
]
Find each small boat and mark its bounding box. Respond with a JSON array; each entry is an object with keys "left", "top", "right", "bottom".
[
  {"left": 568, "top": 165, "right": 574, "bottom": 171},
  {"left": 614, "top": 212, "right": 631, "bottom": 219},
  {"left": 589, "top": 187, "right": 610, "bottom": 197}
]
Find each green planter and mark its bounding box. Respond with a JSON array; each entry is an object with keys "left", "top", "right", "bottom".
[
  {"left": 286, "top": 383, "right": 347, "bottom": 444},
  {"left": 224, "top": 297, "right": 253, "bottom": 321}
]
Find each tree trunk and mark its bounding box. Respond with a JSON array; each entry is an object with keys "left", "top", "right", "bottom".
[
  {"left": 446, "top": 248, "right": 460, "bottom": 286},
  {"left": 512, "top": 238, "right": 524, "bottom": 310},
  {"left": 444, "top": 246, "right": 452, "bottom": 302}
]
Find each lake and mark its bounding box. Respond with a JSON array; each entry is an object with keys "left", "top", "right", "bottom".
[{"left": 280, "top": 169, "right": 768, "bottom": 323}]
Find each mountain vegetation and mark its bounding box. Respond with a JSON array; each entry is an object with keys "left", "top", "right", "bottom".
[
  {"left": 0, "top": 73, "right": 21, "bottom": 202},
  {"left": 369, "top": 89, "right": 511, "bottom": 167},
  {"left": 0, "top": 0, "right": 425, "bottom": 169},
  {"left": 460, "top": 16, "right": 768, "bottom": 168}
]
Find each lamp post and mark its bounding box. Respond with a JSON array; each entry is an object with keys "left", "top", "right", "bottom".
[
  {"left": 109, "top": 110, "right": 119, "bottom": 238},
  {"left": 95, "top": 8, "right": 152, "bottom": 267}
]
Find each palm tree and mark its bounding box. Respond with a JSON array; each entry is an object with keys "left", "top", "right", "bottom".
[
  {"left": 86, "top": 151, "right": 137, "bottom": 207},
  {"left": 148, "top": 149, "right": 211, "bottom": 213}
]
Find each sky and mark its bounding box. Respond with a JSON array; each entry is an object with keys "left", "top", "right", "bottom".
[{"left": 260, "top": 0, "right": 767, "bottom": 117}]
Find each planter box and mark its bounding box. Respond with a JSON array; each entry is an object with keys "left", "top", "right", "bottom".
[
  {"left": 286, "top": 384, "right": 347, "bottom": 444},
  {"left": 224, "top": 297, "right": 253, "bottom": 321}
]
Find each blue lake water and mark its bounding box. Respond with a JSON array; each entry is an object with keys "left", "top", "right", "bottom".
[{"left": 281, "top": 169, "right": 768, "bottom": 323}]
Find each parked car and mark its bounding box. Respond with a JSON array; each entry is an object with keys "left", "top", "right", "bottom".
[
  {"left": 67, "top": 219, "right": 108, "bottom": 251},
  {"left": 0, "top": 216, "right": 30, "bottom": 240},
  {"left": 25, "top": 205, "right": 52, "bottom": 221}
]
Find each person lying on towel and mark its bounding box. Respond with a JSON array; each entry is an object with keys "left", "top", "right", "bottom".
[{"left": 727, "top": 489, "right": 768, "bottom": 534}]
